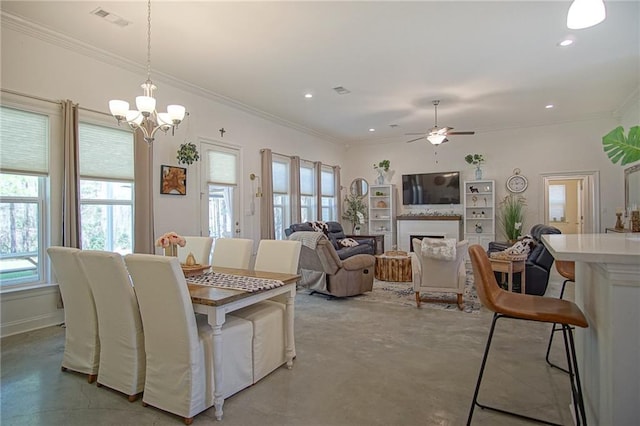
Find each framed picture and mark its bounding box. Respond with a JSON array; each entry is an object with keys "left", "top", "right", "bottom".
[{"left": 160, "top": 165, "right": 187, "bottom": 195}]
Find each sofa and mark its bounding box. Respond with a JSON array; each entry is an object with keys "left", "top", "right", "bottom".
[
  {"left": 288, "top": 231, "right": 375, "bottom": 297},
  {"left": 284, "top": 221, "right": 375, "bottom": 260},
  {"left": 487, "top": 224, "right": 561, "bottom": 296}
]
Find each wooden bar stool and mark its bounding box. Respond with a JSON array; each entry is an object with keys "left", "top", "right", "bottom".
[
  {"left": 467, "top": 245, "right": 588, "bottom": 425},
  {"left": 545, "top": 260, "right": 576, "bottom": 373}
]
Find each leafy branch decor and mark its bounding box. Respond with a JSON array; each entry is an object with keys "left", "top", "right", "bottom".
[
  {"left": 464, "top": 154, "right": 485, "bottom": 166},
  {"left": 602, "top": 126, "right": 640, "bottom": 166},
  {"left": 342, "top": 194, "right": 368, "bottom": 233},
  {"left": 498, "top": 194, "right": 526, "bottom": 242},
  {"left": 176, "top": 142, "right": 200, "bottom": 165},
  {"left": 373, "top": 160, "right": 390, "bottom": 172}
]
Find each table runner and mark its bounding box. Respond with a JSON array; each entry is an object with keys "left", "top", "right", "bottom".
[{"left": 187, "top": 272, "right": 284, "bottom": 293}]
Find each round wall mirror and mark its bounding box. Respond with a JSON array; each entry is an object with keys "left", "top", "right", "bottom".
[{"left": 350, "top": 178, "right": 369, "bottom": 197}]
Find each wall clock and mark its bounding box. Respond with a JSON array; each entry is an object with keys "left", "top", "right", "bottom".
[{"left": 506, "top": 168, "right": 528, "bottom": 193}]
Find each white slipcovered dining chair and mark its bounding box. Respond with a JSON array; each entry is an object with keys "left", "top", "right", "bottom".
[
  {"left": 232, "top": 239, "right": 301, "bottom": 383},
  {"left": 124, "top": 254, "right": 252, "bottom": 425},
  {"left": 177, "top": 236, "right": 214, "bottom": 265},
  {"left": 78, "top": 250, "right": 145, "bottom": 401},
  {"left": 212, "top": 238, "right": 253, "bottom": 269},
  {"left": 411, "top": 238, "right": 469, "bottom": 310},
  {"left": 47, "top": 247, "right": 100, "bottom": 383}
]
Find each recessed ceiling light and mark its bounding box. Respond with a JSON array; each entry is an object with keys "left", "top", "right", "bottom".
[
  {"left": 545, "top": 104, "right": 554, "bottom": 109},
  {"left": 304, "top": 93, "right": 313, "bottom": 99},
  {"left": 558, "top": 39, "right": 574, "bottom": 47},
  {"left": 369, "top": 128, "right": 375, "bottom": 132}
]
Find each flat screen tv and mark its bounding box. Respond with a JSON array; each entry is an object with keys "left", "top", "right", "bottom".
[{"left": 402, "top": 171, "right": 461, "bottom": 205}]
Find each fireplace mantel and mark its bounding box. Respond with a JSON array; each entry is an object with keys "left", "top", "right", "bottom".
[{"left": 397, "top": 216, "right": 463, "bottom": 252}]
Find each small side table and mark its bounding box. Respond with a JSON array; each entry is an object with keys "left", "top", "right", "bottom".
[
  {"left": 489, "top": 258, "right": 526, "bottom": 294},
  {"left": 375, "top": 251, "right": 412, "bottom": 282}
]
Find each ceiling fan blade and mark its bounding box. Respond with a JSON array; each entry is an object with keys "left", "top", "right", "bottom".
[
  {"left": 406, "top": 136, "right": 426, "bottom": 143},
  {"left": 446, "top": 131, "right": 475, "bottom": 135}
]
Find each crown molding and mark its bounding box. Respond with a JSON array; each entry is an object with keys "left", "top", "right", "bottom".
[{"left": 1, "top": 12, "right": 342, "bottom": 146}]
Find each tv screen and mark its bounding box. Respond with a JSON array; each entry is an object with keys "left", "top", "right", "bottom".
[{"left": 402, "top": 171, "right": 460, "bottom": 205}]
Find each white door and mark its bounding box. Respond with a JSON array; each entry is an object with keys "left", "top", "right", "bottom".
[{"left": 200, "top": 141, "right": 241, "bottom": 238}]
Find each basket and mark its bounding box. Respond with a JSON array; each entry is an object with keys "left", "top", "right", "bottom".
[{"left": 489, "top": 252, "right": 527, "bottom": 261}]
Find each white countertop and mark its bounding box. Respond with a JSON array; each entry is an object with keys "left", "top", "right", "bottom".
[{"left": 542, "top": 233, "right": 640, "bottom": 264}]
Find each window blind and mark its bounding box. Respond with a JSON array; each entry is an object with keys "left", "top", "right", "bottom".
[
  {"left": 0, "top": 106, "right": 49, "bottom": 175},
  {"left": 300, "top": 162, "right": 315, "bottom": 196},
  {"left": 206, "top": 149, "right": 238, "bottom": 185},
  {"left": 79, "top": 122, "right": 133, "bottom": 180},
  {"left": 321, "top": 166, "right": 335, "bottom": 196},
  {"left": 272, "top": 158, "right": 289, "bottom": 193}
]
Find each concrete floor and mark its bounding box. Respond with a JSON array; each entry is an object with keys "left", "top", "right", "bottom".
[{"left": 1, "top": 272, "right": 576, "bottom": 425}]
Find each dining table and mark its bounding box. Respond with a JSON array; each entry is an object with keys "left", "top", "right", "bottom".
[{"left": 186, "top": 266, "right": 300, "bottom": 421}]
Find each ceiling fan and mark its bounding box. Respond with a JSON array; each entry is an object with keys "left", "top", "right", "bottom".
[{"left": 406, "top": 100, "right": 475, "bottom": 145}]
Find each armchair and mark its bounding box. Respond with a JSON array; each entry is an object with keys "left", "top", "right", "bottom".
[
  {"left": 411, "top": 238, "right": 469, "bottom": 310},
  {"left": 487, "top": 224, "right": 561, "bottom": 296},
  {"left": 284, "top": 221, "right": 375, "bottom": 260},
  {"left": 289, "top": 231, "right": 375, "bottom": 297}
]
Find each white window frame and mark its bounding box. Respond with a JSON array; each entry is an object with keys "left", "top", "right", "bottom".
[
  {"left": 300, "top": 160, "right": 316, "bottom": 222},
  {"left": 321, "top": 165, "right": 337, "bottom": 221}
]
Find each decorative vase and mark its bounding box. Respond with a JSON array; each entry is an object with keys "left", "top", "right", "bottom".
[
  {"left": 376, "top": 169, "right": 385, "bottom": 184},
  {"left": 164, "top": 244, "right": 178, "bottom": 257},
  {"left": 475, "top": 166, "right": 483, "bottom": 180}
]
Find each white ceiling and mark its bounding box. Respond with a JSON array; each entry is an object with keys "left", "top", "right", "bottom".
[{"left": 2, "top": 1, "right": 639, "bottom": 145}]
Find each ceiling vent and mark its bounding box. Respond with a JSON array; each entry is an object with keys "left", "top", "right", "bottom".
[
  {"left": 333, "top": 86, "right": 351, "bottom": 95},
  {"left": 90, "top": 7, "right": 131, "bottom": 27}
]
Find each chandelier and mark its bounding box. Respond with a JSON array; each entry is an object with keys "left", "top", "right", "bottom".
[{"left": 108, "top": 0, "right": 186, "bottom": 144}]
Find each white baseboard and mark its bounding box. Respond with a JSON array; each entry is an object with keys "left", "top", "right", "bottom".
[{"left": 1, "top": 311, "right": 64, "bottom": 338}]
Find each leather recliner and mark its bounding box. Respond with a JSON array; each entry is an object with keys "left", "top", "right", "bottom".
[
  {"left": 284, "top": 221, "right": 375, "bottom": 260},
  {"left": 289, "top": 231, "right": 375, "bottom": 297},
  {"left": 487, "top": 224, "right": 561, "bottom": 296}
]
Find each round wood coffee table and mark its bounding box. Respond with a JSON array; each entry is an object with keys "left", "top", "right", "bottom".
[{"left": 375, "top": 251, "right": 412, "bottom": 282}]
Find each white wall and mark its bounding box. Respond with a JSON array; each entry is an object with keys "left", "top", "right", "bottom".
[
  {"left": 1, "top": 23, "right": 345, "bottom": 336},
  {"left": 343, "top": 116, "right": 633, "bottom": 235}
]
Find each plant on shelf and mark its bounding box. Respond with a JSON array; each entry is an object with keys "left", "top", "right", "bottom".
[
  {"left": 464, "top": 153, "right": 485, "bottom": 166},
  {"left": 177, "top": 141, "right": 200, "bottom": 165},
  {"left": 373, "top": 160, "right": 391, "bottom": 172},
  {"left": 342, "top": 194, "right": 368, "bottom": 233},
  {"left": 602, "top": 125, "right": 640, "bottom": 166},
  {"left": 498, "top": 194, "right": 526, "bottom": 242},
  {"left": 373, "top": 160, "right": 393, "bottom": 184}
]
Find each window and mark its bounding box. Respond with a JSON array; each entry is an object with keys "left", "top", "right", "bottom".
[
  {"left": 300, "top": 161, "right": 316, "bottom": 222},
  {"left": 204, "top": 143, "right": 239, "bottom": 239},
  {"left": 0, "top": 106, "right": 49, "bottom": 287},
  {"left": 272, "top": 156, "right": 291, "bottom": 240},
  {"left": 321, "top": 166, "right": 337, "bottom": 221},
  {"left": 79, "top": 122, "right": 134, "bottom": 253},
  {"left": 549, "top": 184, "right": 566, "bottom": 222}
]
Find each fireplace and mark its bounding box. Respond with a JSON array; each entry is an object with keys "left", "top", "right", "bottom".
[{"left": 409, "top": 234, "right": 444, "bottom": 252}]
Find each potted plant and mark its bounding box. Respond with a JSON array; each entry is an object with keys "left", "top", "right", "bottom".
[
  {"left": 342, "top": 194, "right": 368, "bottom": 233},
  {"left": 373, "top": 160, "right": 392, "bottom": 184},
  {"left": 465, "top": 154, "right": 485, "bottom": 180},
  {"left": 498, "top": 194, "right": 526, "bottom": 242},
  {"left": 177, "top": 142, "right": 200, "bottom": 165}
]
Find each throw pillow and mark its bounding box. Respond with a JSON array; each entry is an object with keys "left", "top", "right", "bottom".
[
  {"left": 339, "top": 238, "right": 360, "bottom": 248},
  {"left": 505, "top": 235, "right": 536, "bottom": 255}
]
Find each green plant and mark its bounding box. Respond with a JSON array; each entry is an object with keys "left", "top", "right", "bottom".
[
  {"left": 602, "top": 126, "right": 640, "bottom": 166},
  {"left": 342, "top": 194, "right": 368, "bottom": 232},
  {"left": 498, "top": 194, "right": 526, "bottom": 241},
  {"left": 373, "top": 160, "right": 390, "bottom": 171},
  {"left": 464, "top": 154, "right": 485, "bottom": 166},
  {"left": 176, "top": 142, "right": 200, "bottom": 165}
]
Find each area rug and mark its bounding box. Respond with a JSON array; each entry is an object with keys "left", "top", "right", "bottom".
[{"left": 352, "top": 270, "right": 481, "bottom": 313}]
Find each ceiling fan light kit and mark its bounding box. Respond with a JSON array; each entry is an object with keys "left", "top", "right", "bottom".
[
  {"left": 406, "top": 100, "right": 475, "bottom": 145},
  {"left": 567, "top": 0, "right": 606, "bottom": 29}
]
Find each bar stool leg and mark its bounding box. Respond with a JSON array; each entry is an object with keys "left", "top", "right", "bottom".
[
  {"left": 546, "top": 279, "right": 571, "bottom": 373},
  {"left": 562, "top": 324, "right": 587, "bottom": 425}
]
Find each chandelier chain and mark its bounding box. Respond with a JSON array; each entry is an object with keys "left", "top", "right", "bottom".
[{"left": 146, "top": 0, "right": 152, "bottom": 81}]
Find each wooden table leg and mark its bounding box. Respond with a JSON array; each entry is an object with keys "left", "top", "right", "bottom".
[{"left": 507, "top": 262, "right": 513, "bottom": 292}]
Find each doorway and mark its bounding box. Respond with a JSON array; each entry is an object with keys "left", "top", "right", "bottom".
[{"left": 541, "top": 172, "right": 599, "bottom": 234}]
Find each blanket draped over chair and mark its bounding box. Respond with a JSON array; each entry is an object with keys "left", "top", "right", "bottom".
[{"left": 421, "top": 237, "right": 457, "bottom": 261}]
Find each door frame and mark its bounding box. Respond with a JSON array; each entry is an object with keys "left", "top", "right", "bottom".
[{"left": 540, "top": 171, "right": 600, "bottom": 234}]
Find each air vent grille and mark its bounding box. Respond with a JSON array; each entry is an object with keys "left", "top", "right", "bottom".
[
  {"left": 333, "top": 86, "right": 351, "bottom": 95},
  {"left": 90, "top": 8, "right": 131, "bottom": 27}
]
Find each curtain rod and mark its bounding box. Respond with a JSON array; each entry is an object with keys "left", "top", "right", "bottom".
[
  {"left": 261, "top": 148, "right": 339, "bottom": 169},
  {"left": 1, "top": 88, "right": 110, "bottom": 117}
]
